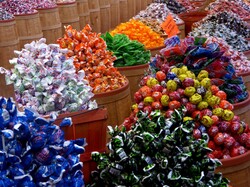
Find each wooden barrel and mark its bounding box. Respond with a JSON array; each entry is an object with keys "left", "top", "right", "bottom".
[
  {"left": 147, "top": 45, "right": 165, "bottom": 57},
  {"left": 76, "top": 0, "right": 90, "bottom": 29},
  {"left": 243, "top": 50, "right": 250, "bottom": 61},
  {"left": 57, "top": 1, "right": 80, "bottom": 33},
  {"left": 216, "top": 151, "right": 250, "bottom": 187},
  {"left": 127, "top": 0, "right": 136, "bottom": 18},
  {"left": 178, "top": 11, "right": 208, "bottom": 35},
  {"left": 93, "top": 79, "right": 132, "bottom": 128},
  {"left": 118, "top": 63, "right": 149, "bottom": 102},
  {"left": 146, "top": 0, "right": 153, "bottom": 4},
  {"left": 141, "top": 0, "right": 148, "bottom": 10},
  {"left": 37, "top": 7, "right": 62, "bottom": 44},
  {"left": 15, "top": 11, "right": 43, "bottom": 48},
  {"left": 99, "top": 0, "right": 111, "bottom": 33},
  {"left": 135, "top": 0, "right": 141, "bottom": 14},
  {"left": 88, "top": 0, "right": 101, "bottom": 33},
  {"left": 54, "top": 108, "right": 108, "bottom": 185},
  {"left": 0, "top": 19, "right": 18, "bottom": 98},
  {"left": 110, "top": 0, "right": 120, "bottom": 29},
  {"left": 238, "top": 71, "right": 250, "bottom": 92},
  {"left": 233, "top": 92, "right": 250, "bottom": 125},
  {"left": 119, "top": 0, "right": 129, "bottom": 23},
  {"left": 177, "top": 20, "right": 186, "bottom": 39}
]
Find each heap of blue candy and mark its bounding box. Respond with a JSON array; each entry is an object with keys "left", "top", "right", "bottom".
[{"left": 0, "top": 97, "right": 86, "bottom": 186}]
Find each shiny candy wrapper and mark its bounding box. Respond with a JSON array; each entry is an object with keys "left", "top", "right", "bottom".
[
  {"left": 153, "top": 0, "right": 186, "bottom": 14},
  {"left": 0, "top": 8, "right": 14, "bottom": 20},
  {"left": 5, "top": 38, "right": 97, "bottom": 115},
  {"left": 0, "top": 97, "right": 86, "bottom": 185},
  {"left": 1, "top": 0, "right": 37, "bottom": 15}
]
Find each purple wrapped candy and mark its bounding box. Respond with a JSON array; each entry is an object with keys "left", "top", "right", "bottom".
[
  {"left": 164, "top": 36, "right": 181, "bottom": 48},
  {"left": 48, "top": 126, "right": 64, "bottom": 145},
  {"left": 35, "top": 147, "right": 54, "bottom": 165},
  {"left": 0, "top": 8, "right": 14, "bottom": 21}
]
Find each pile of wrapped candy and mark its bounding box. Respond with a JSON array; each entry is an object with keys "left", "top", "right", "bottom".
[
  {"left": 30, "top": 0, "right": 56, "bottom": 9},
  {"left": 190, "top": 22, "right": 250, "bottom": 52},
  {"left": 57, "top": 25, "right": 127, "bottom": 93},
  {"left": 0, "top": 97, "right": 85, "bottom": 186},
  {"left": 0, "top": 8, "right": 14, "bottom": 20},
  {"left": 205, "top": 37, "right": 250, "bottom": 74},
  {"left": 150, "top": 36, "right": 248, "bottom": 103},
  {"left": 4, "top": 38, "right": 97, "bottom": 115},
  {"left": 0, "top": 0, "right": 37, "bottom": 15},
  {"left": 110, "top": 19, "right": 164, "bottom": 49},
  {"left": 206, "top": 0, "right": 250, "bottom": 20},
  {"left": 133, "top": 3, "right": 183, "bottom": 35},
  {"left": 193, "top": 12, "right": 250, "bottom": 39},
  {"left": 153, "top": 0, "right": 186, "bottom": 14}
]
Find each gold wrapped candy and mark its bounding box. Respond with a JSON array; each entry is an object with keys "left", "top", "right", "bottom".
[{"left": 189, "top": 93, "right": 202, "bottom": 104}]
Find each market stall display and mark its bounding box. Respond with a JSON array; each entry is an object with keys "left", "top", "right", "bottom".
[{"left": 0, "top": 97, "right": 86, "bottom": 186}]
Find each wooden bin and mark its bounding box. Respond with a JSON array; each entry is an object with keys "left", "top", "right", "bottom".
[
  {"left": 147, "top": 45, "right": 165, "bottom": 57},
  {"left": 147, "top": 0, "right": 153, "bottom": 4},
  {"left": 119, "top": 0, "right": 128, "bottom": 23},
  {"left": 57, "top": 1, "right": 80, "bottom": 33},
  {"left": 233, "top": 92, "right": 250, "bottom": 125},
  {"left": 177, "top": 20, "right": 186, "bottom": 39},
  {"left": 37, "top": 6, "right": 62, "bottom": 44},
  {"left": 216, "top": 151, "right": 250, "bottom": 187},
  {"left": 88, "top": 0, "right": 101, "bottom": 33},
  {"left": 15, "top": 11, "right": 43, "bottom": 48},
  {"left": 99, "top": 0, "right": 111, "bottom": 33},
  {"left": 118, "top": 63, "right": 149, "bottom": 102},
  {"left": 141, "top": 0, "right": 148, "bottom": 10},
  {"left": 93, "top": 79, "right": 131, "bottom": 128},
  {"left": 76, "top": 0, "right": 90, "bottom": 29},
  {"left": 127, "top": 0, "right": 136, "bottom": 18},
  {"left": 54, "top": 108, "right": 108, "bottom": 184},
  {"left": 135, "top": 0, "right": 141, "bottom": 14},
  {"left": 110, "top": 0, "right": 120, "bottom": 30},
  {"left": 178, "top": 11, "right": 208, "bottom": 35}
]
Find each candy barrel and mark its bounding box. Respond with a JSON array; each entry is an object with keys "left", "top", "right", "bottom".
[
  {"left": 88, "top": 0, "right": 101, "bottom": 32},
  {"left": 110, "top": 0, "right": 120, "bottom": 29},
  {"left": 93, "top": 79, "right": 131, "bottom": 128},
  {"left": 141, "top": 0, "right": 148, "bottom": 10},
  {"left": 117, "top": 63, "right": 149, "bottom": 102},
  {"left": 127, "top": 0, "right": 136, "bottom": 18},
  {"left": 135, "top": 0, "right": 141, "bottom": 14},
  {"left": 147, "top": 0, "right": 153, "bottom": 4},
  {"left": 178, "top": 11, "right": 208, "bottom": 35},
  {"left": 54, "top": 108, "right": 108, "bottom": 184},
  {"left": 238, "top": 71, "right": 250, "bottom": 92},
  {"left": 15, "top": 11, "right": 43, "bottom": 48},
  {"left": 147, "top": 45, "right": 165, "bottom": 57},
  {"left": 99, "top": 0, "right": 111, "bottom": 33},
  {"left": 37, "top": 6, "right": 62, "bottom": 44},
  {"left": 233, "top": 92, "right": 250, "bottom": 125},
  {"left": 119, "top": 0, "right": 128, "bottom": 23},
  {"left": 177, "top": 20, "right": 186, "bottom": 39},
  {"left": 76, "top": 0, "right": 90, "bottom": 29},
  {"left": 216, "top": 151, "right": 250, "bottom": 187}
]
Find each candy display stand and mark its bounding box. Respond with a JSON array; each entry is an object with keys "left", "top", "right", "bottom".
[
  {"left": 99, "top": 0, "right": 111, "bottom": 33},
  {"left": 57, "top": 1, "right": 80, "bottom": 33},
  {"left": 37, "top": 6, "right": 62, "bottom": 44},
  {"left": 233, "top": 92, "right": 250, "bottom": 125},
  {"left": 118, "top": 63, "right": 149, "bottom": 102},
  {"left": 76, "top": 0, "right": 90, "bottom": 30},
  {"left": 93, "top": 79, "right": 131, "bottom": 128},
  {"left": 216, "top": 151, "right": 250, "bottom": 187},
  {"left": 54, "top": 108, "right": 108, "bottom": 184},
  {"left": 15, "top": 11, "right": 43, "bottom": 48}
]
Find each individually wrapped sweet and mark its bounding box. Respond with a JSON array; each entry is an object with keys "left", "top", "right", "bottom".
[
  {"left": 5, "top": 38, "right": 97, "bottom": 115},
  {"left": 0, "top": 8, "right": 14, "bottom": 21},
  {"left": 153, "top": 0, "right": 186, "bottom": 14},
  {"left": 1, "top": 0, "right": 37, "bottom": 15},
  {"left": 59, "top": 117, "right": 72, "bottom": 127}
]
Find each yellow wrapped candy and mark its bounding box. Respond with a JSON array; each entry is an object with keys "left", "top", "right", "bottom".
[
  {"left": 197, "top": 70, "right": 209, "bottom": 81},
  {"left": 207, "top": 95, "right": 221, "bottom": 107},
  {"left": 161, "top": 95, "right": 169, "bottom": 107},
  {"left": 212, "top": 108, "right": 224, "bottom": 117},
  {"left": 186, "top": 71, "right": 196, "bottom": 79},
  {"left": 170, "top": 67, "right": 179, "bottom": 75},
  {"left": 179, "top": 66, "right": 188, "bottom": 74},
  {"left": 222, "top": 109, "right": 234, "bottom": 121},
  {"left": 190, "top": 93, "right": 202, "bottom": 104},
  {"left": 201, "top": 116, "right": 214, "bottom": 127},
  {"left": 204, "top": 90, "right": 213, "bottom": 101},
  {"left": 184, "top": 87, "right": 196, "bottom": 97},
  {"left": 183, "top": 116, "right": 193, "bottom": 122},
  {"left": 178, "top": 74, "right": 187, "bottom": 82},
  {"left": 144, "top": 96, "right": 154, "bottom": 105},
  {"left": 166, "top": 80, "right": 177, "bottom": 91},
  {"left": 197, "top": 101, "right": 208, "bottom": 110},
  {"left": 147, "top": 78, "right": 159, "bottom": 88},
  {"left": 131, "top": 104, "right": 138, "bottom": 110},
  {"left": 194, "top": 79, "right": 200, "bottom": 88},
  {"left": 200, "top": 78, "right": 211, "bottom": 89}
]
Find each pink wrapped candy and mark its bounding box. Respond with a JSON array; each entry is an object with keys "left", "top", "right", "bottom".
[{"left": 1, "top": 0, "right": 37, "bottom": 15}]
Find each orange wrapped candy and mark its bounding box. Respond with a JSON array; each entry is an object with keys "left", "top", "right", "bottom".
[
  {"left": 110, "top": 19, "right": 164, "bottom": 49},
  {"left": 57, "top": 25, "right": 127, "bottom": 93}
]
